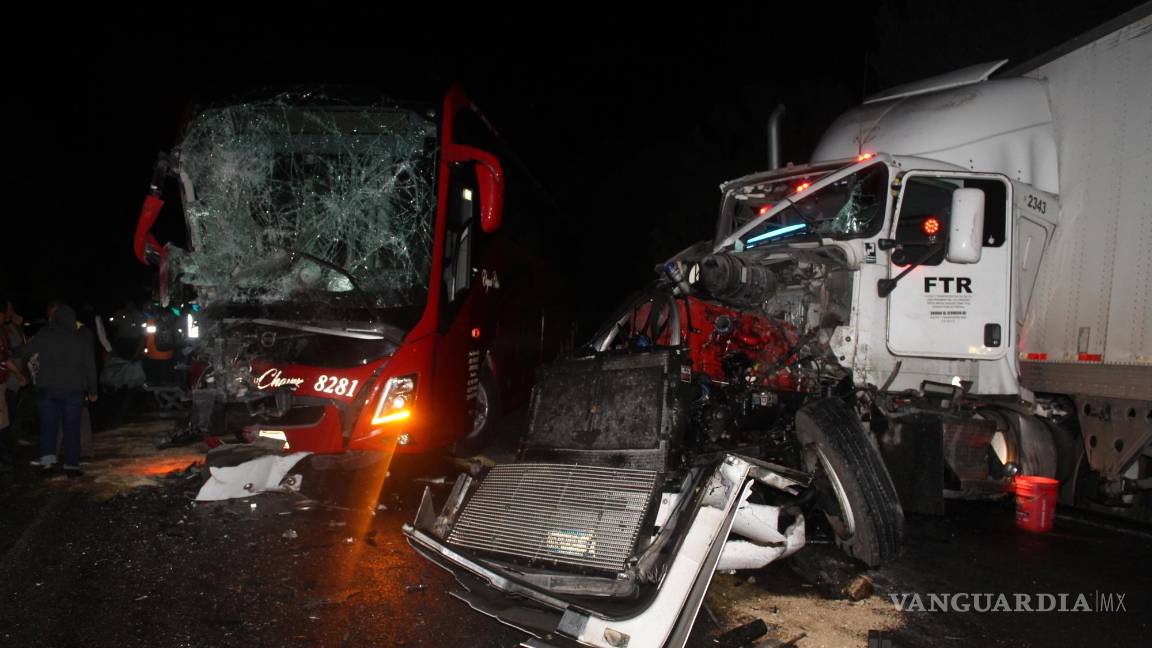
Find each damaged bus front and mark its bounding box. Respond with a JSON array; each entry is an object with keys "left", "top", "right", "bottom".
[{"left": 134, "top": 86, "right": 559, "bottom": 457}]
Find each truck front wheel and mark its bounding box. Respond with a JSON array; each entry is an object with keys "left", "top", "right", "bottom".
[{"left": 795, "top": 398, "right": 905, "bottom": 567}]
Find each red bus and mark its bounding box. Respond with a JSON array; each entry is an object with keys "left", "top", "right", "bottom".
[{"left": 133, "top": 86, "right": 563, "bottom": 457}]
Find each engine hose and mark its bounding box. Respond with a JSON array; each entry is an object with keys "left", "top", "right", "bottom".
[
  {"left": 764, "top": 329, "right": 817, "bottom": 374},
  {"left": 879, "top": 361, "right": 902, "bottom": 393}
]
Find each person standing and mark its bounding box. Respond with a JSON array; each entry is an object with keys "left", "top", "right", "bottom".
[
  {"left": 66, "top": 306, "right": 104, "bottom": 460},
  {"left": 10, "top": 303, "right": 98, "bottom": 475},
  {"left": 0, "top": 306, "right": 13, "bottom": 466},
  {"left": 2, "top": 301, "right": 28, "bottom": 437}
]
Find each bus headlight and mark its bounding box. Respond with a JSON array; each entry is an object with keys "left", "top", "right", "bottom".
[{"left": 372, "top": 375, "right": 416, "bottom": 425}]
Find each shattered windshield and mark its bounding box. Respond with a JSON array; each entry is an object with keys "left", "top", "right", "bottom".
[
  {"left": 176, "top": 99, "right": 438, "bottom": 311},
  {"left": 734, "top": 163, "right": 888, "bottom": 248}
]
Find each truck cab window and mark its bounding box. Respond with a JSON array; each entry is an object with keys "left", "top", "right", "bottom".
[
  {"left": 893, "top": 177, "right": 954, "bottom": 266},
  {"left": 736, "top": 163, "right": 888, "bottom": 248},
  {"left": 893, "top": 176, "right": 1008, "bottom": 266}
]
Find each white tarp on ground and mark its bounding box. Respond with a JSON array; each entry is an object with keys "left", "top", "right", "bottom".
[{"left": 195, "top": 452, "right": 312, "bottom": 501}]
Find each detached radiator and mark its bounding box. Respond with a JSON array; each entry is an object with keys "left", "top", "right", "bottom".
[{"left": 447, "top": 463, "right": 658, "bottom": 573}]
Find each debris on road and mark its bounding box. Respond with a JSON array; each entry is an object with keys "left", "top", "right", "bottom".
[
  {"left": 778, "top": 632, "right": 807, "bottom": 647},
  {"left": 713, "top": 618, "right": 770, "bottom": 647},
  {"left": 282, "top": 529, "right": 298, "bottom": 539},
  {"left": 790, "top": 546, "right": 868, "bottom": 600},
  {"left": 842, "top": 575, "right": 874, "bottom": 601},
  {"left": 304, "top": 589, "right": 362, "bottom": 608},
  {"left": 195, "top": 452, "right": 311, "bottom": 501}
]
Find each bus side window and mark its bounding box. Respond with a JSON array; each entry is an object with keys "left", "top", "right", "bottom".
[{"left": 444, "top": 163, "right": 478, "bottom": 303}]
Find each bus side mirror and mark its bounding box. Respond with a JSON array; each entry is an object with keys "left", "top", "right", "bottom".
[
  {"left": 445, "top": 144, "right": 505, "bottom": 233},
  {"left": 134, "top": 194, "right": 165, "bottom": 265},
  {"left": 475, "top": 160, "right": 504, "bottom": 233},
  {"left": 946, "top": 188, "right": 984, "bottom": 264},
  {"left": 134, "top": 154, "right": 171, "bottom": 266}
]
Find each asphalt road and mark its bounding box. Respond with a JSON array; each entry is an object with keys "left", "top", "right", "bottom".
[
  {"left": 2, "top": 418, "right": 1151, "bottom": 648},
  {"left": 0, "top": 463, "right": 524, "bottom": 647}
]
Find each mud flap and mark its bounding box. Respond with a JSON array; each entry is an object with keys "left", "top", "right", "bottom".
[{"left": 877, "top": 413, "right": 946, "bottom": 515}]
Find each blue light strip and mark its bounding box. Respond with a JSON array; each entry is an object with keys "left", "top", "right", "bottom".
[{"left": 746, "top": 223, "right": 807, "bottom": 245}]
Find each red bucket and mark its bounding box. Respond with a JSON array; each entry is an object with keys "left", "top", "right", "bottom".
[{"left": 1014, "top": 476, "right": 1059, "bottom": 532}]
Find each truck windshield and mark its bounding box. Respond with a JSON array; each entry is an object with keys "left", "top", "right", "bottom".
[
  {"left": 177, "top": 100, "right": 438, "bottom": 312},
  {"left": 734, "top": 163, "right": 888, "bottom": 248}
]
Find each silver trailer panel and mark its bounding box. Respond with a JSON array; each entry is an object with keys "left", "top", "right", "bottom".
[{"left": 1019, "top": 14, "right": 1152, "bottom": 372}]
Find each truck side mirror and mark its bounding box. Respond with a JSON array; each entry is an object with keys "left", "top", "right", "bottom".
[
  {"left": 445, "top": 144, "right": 505, "bottom": 233},
  {"left": 946, "top": 188, "right": 985, "bottom": 263}
]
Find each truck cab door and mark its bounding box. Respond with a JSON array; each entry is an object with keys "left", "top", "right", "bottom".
[{"left": 886, "top": 172, "right": 1013, "bottom": 359}]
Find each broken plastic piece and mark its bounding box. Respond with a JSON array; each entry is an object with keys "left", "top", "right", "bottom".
[{"left": 195, "top": 452, "right": 313, "bottom": 501}]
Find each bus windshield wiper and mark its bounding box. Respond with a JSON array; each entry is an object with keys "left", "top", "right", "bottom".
[{"left": 260, "top": 242, "right": 386, "bottom": 324}]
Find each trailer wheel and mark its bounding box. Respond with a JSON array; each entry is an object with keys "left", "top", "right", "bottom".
[
  {"left": 453, "top": 368, "right": 501, "bottom": 457},
  {"left": 795, "top": 398, "right": 904, "bottom": 567}
]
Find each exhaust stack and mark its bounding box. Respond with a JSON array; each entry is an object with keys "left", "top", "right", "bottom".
[{"left": 768, "top": 104, "right": 786, "bottom": 169}]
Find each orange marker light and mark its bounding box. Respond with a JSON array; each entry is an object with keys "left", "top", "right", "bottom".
[
  {"left": 857, "top": 152, "right": 874, "bottom": 162},
  {"left": 757, "top": 204, "right": 774, "bottom": 216},
  {"left": 794, "top": 182, "right": 811, "bottom": 193},
  {"left": 372, "top": 409, "right": 411, "bottom": 425},
  {"left": 923, "top": 217, "right": 941, "bottom": 236}
]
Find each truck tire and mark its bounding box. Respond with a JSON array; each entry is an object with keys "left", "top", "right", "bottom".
[
  {"left": 794, "top": 398, "right": 904, "bottom": 567},
  {"left": 453, "top": 368, "right": 501, "bottom": 457}
]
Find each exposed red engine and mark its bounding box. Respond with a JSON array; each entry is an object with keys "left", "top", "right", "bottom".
[
  {"left": 681, "top": 296, "right": 803, "bottom": 391},
  {"left": 625, "top": 294, "right": 806, "bottom": 392}
]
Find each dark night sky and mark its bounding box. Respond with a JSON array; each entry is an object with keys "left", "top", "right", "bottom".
[{"left": 1, "top": 1, "right": 1145, "bottom": 323}]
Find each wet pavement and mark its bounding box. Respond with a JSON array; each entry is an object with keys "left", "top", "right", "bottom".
[
  {"left": 0, "top": 491, "right": 526, "bottom": 648},
  {"left": 705, "top": 499, "right": 1152, "bottom": 647},
  {"left": 2, "top": 417, "right": 1151, "bottom": 647},
  {"left": 0, "top": 421, "right": 528, "bottom": 648}
]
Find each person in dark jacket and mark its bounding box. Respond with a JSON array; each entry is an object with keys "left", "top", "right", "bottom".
[{"left": 10, "top": 303, "right": 98, "bottom": 474}]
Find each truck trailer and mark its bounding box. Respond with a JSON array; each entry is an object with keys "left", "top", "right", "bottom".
[
  {"left": 404, "top": 6, "right": 1152, "bottom": 648},
  {"left": 805, "top": 3, "right": 1152, "bottom": 521}
]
